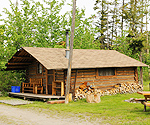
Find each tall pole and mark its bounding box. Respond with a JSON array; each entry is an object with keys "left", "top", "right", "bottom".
[
  {"left": 121, "top": 0, "right": 124, "bottom": 36},
  {"left": 106, "top": 1, "right": 109, "bottom": 49},
  {"left": 65, "top": 0, "right": 76, "bottom": 104},
  {"left": 16, "top": 0, "right": 18, "bottom": 6},
  {"left": 146, "top": 0, "right": 149, "bottom": 54}
]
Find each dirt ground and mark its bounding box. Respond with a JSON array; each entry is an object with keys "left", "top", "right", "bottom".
[{"left": 0, "top": 104, "right": 96, "bottom": 125}]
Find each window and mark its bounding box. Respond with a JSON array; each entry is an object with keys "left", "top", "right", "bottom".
[
  {"left": 37, "top": 63, "right": 42, "bottom": 74},
  {"left": 98, "top": 68, "right": 115, "bottom": 76}
]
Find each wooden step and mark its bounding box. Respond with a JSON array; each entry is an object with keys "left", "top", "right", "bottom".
[
  {"left": 47, "top": 100, "right": 65, "bottom": 104},
  {"left": 24, "top": 87, "right": 33, "bottom": 89},
  {"left": 24, "top": 90, "right": 33, "bottom": 92}
]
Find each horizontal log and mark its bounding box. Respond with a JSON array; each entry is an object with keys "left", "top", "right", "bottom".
[
  {"left": 96, "top": 86, "right": 114, "bottom": 90},
  {"left": 29, "top": 64, "right": 37, "bottom": 66},
  {"left": 29, "top": 69, "right": 36, "bottom": 71},
  {"left": 117, "top": 70, "right": 134, "bottom": 73},
  {"left": 55, "top": 76, "right": 64, "bottom": 79},
  {"left": 92, "top": 80, "right": 135, "bottom": 85},
  {"left": 28, "top": 69, "right": 36, "bottom": 71},
  {"left": 55, "top": 74, "right": 64, "bottom": 77},
  {"left": 55, "top": 70, "right": 64, "bottom": 72},
  {"left": 55, "top": 72, "right": 64, "bottom": 74},
  {"left": 29, "top": 73, "right": 36, "bottom": 75},
  {"left": 95, "top": 76, "right": 134, "bottom": 81},
  {"left": 7, "top": 66, "right": 28, "bottom": 69},
  {"left": 71, "top": 72, "right": 96, "bottom": 76},
  {"left": 93, "top": 78, "right": 134, "bottom": 83},
  {"left": 70, "top": 77, "right": 96, "bottom": 82},
  {"left": 77, "top": 69, "right": 96, "bottom": 72},
  {"left": 55, "top": 80, "right": 64, "bottom": 82},
  {"left": 7, "top": 62, "right": 31, "bottom": 65},
  {"left": 13, "top": 56, "right": 33, "bottom": 60},
  {"left": 29, "top": 66, "right": 36, "bottom": 69},
  {"left": 116, "top": 73, "right": 134, "bottom": 76},
  {"left": 116, "top": 68, "right": 135, "bottom": 71},
  {"left": 28, "top": 76, "right": 46, "bottom": 79},
  {"left": 70, "top": 75, "right": 96, "bottom": 79}
]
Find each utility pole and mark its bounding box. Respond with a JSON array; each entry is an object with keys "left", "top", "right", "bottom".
[
  {"left": 65, "top": 0, "right": 76, "bottom": 104},
  {"left": 106, "top": 1, "right": 109, "bottom": 49},
  {"left": 16, "top": 0, "right": 18, "bottom": 6}
]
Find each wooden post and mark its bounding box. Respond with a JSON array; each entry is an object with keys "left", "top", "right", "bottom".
[
  {"left": 65, "top": 0, "right": 76, "bottom": 104},
  {"left": 135, "top": 68, "right": 138, "bottom": 83},
  {"left": 106, "top": 4, "right": 109, "bottom": 49},
  {"left": 61, "top": 82, "right": 64, "bottom": 96},
  {"left": 140, "top": 67, "right": 143, "bottom": 87},
  {"left": 73, "top": 70, "right": 78, "bottom": 100},
  {"left": 139, "top": 52, "right": 143, "bottom": 87},
  {"left": 46, "top": 69, "right": 48, "bottom": 94}
]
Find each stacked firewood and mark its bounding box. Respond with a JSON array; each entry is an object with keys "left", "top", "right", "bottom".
[{"left": 75, "top": 82, "right": 143, "bottom": 100}]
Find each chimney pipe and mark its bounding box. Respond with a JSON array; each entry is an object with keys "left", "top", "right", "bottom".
[{"left": 65, "top": 29, "right": 70, "bottom": 59}]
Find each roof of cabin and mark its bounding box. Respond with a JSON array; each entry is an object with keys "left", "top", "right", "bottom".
[{"left": 5, "top": 47, "right": 148, "bottom": 70}]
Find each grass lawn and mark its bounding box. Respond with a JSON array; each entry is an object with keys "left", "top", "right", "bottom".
[{"left": 0, "top": 81, "right": 150, "bottom": 125}]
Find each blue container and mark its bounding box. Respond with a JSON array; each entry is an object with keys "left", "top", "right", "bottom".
[
  {"left": 11, "top": 86, "right": 20, "bottom": 93},
  {"left": 11, "top": 86, "right": 16, "bottom": 93}
]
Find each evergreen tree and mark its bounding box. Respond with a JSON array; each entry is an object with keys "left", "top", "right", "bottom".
[{"left": 94, "top": 0, "right": 110, "bottom": 49}]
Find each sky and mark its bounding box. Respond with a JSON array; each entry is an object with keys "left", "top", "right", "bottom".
[{"left": 0, "top": 0, "right": 96, "bottom": 24}]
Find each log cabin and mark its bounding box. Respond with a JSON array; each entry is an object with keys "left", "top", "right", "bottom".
[{"left": 5, "top": 47, "right": 148, "bottom": 97}]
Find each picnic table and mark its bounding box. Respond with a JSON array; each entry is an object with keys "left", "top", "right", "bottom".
[{"left": 137, "top": 91, "right": 150, "bottom": 111}]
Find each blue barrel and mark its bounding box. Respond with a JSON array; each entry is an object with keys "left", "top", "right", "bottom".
[
  {"left": 11, "top": 86, "right": 20, "bottom": 93},
  {"left": 11, "top": 86, "right": 16, "bottom": 92}
]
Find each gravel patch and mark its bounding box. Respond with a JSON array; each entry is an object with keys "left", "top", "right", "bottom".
[
  {"left": 0, "top": 99, "right": 33, "bottom": 106},
  {"left": 0, "top": 104, "right": 97, "bottom": 125}
]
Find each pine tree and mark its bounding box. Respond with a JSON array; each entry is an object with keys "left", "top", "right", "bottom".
[{"left": 94, "top": 0, "right": 110, "bottom": 49}]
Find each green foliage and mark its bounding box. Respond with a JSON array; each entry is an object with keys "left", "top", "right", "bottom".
[
  {"left": 94, "top": 0, "right": 110, "bottom": 49},
  {"left": 1, "top": 0, "right": 67, "bottom": 50},
  {"left": 0, "top": 0, "right": 97, "bottom": 94},
  {"left": 126, "top": 31, "right": 146, "bottom": 56},
  {"left": 71, "top": 8, "right": 97, "bottom": 49},
  {"left": 0, "top": 70, "right": 25, "bottom": 95},
  {"left": 113, "top": 35, "right": 133, "bottom": 56},
  {"left": 143, "top": 67, "right": 149, "bottom": 81}
]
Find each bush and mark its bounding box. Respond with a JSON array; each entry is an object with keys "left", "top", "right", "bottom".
[
  {"left": 0, "top": 70, "right": 25, "bottom": 95},
  {"left": 143, "top": 67, "right": 150, "bottom": 81}
]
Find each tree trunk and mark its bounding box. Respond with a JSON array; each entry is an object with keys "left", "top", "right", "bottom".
[{"left": 121, "top": 0, "right": 124, "bottom": 36}]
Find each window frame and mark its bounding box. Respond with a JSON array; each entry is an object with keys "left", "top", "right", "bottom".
[
  {"left": 37, "top": 63, "right": 43, "bottom": 74},
  {"left": 97, "top": 68, "right": 116, "bottom": 77}
]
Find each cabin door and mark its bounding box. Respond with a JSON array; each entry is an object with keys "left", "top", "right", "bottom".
[{"left": 47, "top": 70, "right": 54, "bottom": 95}]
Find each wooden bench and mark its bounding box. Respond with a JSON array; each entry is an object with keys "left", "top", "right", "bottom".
[
  {"left": 142, "top": 102, "right": 150, "bottom": 111},
  {"left": 135, "top": 98, "right": 150, "bottom": 111},
  {"left": 22, "top": 78, "right": 43, "bottom": 94},
  {"left": 143, "top": 102, "right": 150, "bottom": 107},
  {"left": 135, "top": 98, "right": 150, "bottom": 103}
]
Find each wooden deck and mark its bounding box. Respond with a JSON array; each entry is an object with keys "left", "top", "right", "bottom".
[{"left": 9, "top": 92, "right": 65, "bottom": 101}]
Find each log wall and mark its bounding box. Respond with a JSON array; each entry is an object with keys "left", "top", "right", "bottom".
[
  {"left": 67, "top": 67, "right": 138, "bottom": 92},
  {"left": 26, "top": 61, "right": 138, "bottom": 95},
  {"left": 55, "top": 69, "right": 65, "bottom": 82},
  {"left": 54, "top": 69, "right": 65, "bottom": 95},
  {"left": 26, "top": 59, "right": 46, "bottom": 93}
]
